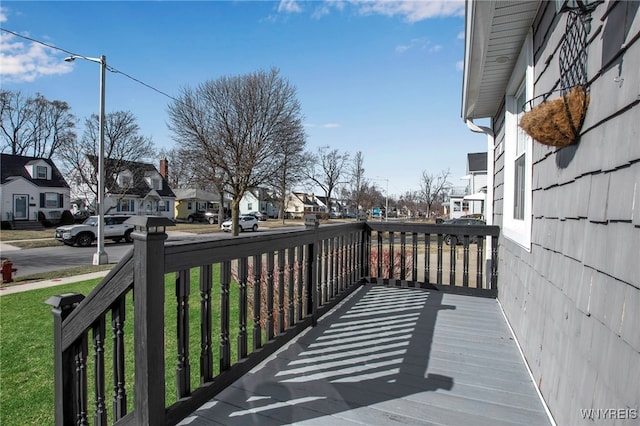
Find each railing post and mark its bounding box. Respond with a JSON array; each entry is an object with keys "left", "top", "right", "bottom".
[
  {"left": 46, "top": 293, "right": 85, "bottom": 426},
  {"left": 304, "top": 215, "right": 319, "bottom": 326},
  {"left": 125, "top": 216, "right": 174, "bottom": 425}
]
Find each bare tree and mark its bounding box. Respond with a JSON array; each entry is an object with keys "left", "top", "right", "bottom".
[
  {"left": 271, "top": 134, "right": 308, "bottom": 222},
  {"left": 167, "top": 68, "right": 306, "bottom": 235},
  {"left": 0, "top": 90, "right": 76, "bottom": 158},
  {"left": 348, "top": 151, "right": 368, "bottom": 212},
  {"left": 305, "top": 146, "right": 350, "bottom": 214},
  {"left": 57, "top": 111, "right": 156, "bottom": 211},
  {"left": 419, "top": 169, "right": 452, "bottom": 217}
]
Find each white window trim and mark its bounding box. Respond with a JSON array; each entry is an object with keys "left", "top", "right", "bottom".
[{"left": 503, "top": 32, "right": 533, "bottom": 251}]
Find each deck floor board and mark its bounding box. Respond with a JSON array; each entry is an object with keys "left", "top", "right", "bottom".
[{"left": 179, "top": 285, "right": 552, "bottom": 426}]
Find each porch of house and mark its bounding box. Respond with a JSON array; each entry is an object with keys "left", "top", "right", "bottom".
[
  {"left": 180, "top": 284, "right": 551, "bottom": 426},
  {"left": 46, "top": 218, "right": 552, "bottom": 425}
]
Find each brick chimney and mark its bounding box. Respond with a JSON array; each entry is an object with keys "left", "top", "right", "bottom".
[{"left": 159, "top": 157, "right": 168, "bottom": 179}]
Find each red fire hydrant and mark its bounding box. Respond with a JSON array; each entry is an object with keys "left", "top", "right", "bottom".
[{"left": 1, "top": 259, "right": 17, "bottom": 283}]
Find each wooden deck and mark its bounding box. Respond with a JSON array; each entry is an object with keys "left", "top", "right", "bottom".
[{"left": 178, "top": 285, "right": 552, "bottom": 426}]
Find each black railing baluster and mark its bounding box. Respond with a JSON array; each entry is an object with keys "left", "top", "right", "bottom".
[
  {"left": 200, "top": 264, "right": 213, "bottom": 383},
  {"left": 252, "top": 255, "right": 263, "bottom": 350},
  {"left": 491, "top": 235, "right": 499, "bottom": 290},
  {"left": 389, "top": 231, "right": 395, "bottom": 284},
  {"left": 220, "top": 261, "right": 231, "bottom": 371},
  {"left": 277, "top": 250, "right": 285, "bottom": 334},
  {"left": 425, "top": 233, "right": 431, "bottom": 284},
  {"left": 266, "top": 252, "right": 275, "bottom": 340},
  {"left": 73, "top": 335, "right": 89, "bottom": 425},
  {"left": 412, "top": 232, "right": 418, "bottom": 284},
  {"left": 377, "top": 231, "right": 383, "bottom": 280},
  {"left": 287, "top": 248, "right": 295, "bottom": 327},
  {"left": 111, "top": 296, "right": 126, "bottom": 420},
  {"left": 329, "top": 238, "right": 336, "bottom": 300},
  {"left": 400, "top": 232, "right": 406, "bottom": 282},
  {"left": 324, "top": 240, "right": 330, "bottom": 304},
  {"left": 176, "top": 269, "right": 191, "bottom": 398},
  {"left": 305, "top": 243, "right": 314, "bottom": 318},
  {"left": 238, "top": 257, "right": 248, "bottom": 359},
  {"left": 449, "top": 236, "right": 456, "bottom": 286},
  {"left": 93, "top": 316, "right": 107, "bottom": 426},
  {"left": 463, "top": 235, "right": 470, "bottom": 287},
  {"left": 437, "top": 234, "right": 443, "bottom": 285},
  {"left": 297, "top": 245, "right": 304, "bottom": 321},
  {"left": 477, "top": 236, "right": 485, "bottom": 289}
]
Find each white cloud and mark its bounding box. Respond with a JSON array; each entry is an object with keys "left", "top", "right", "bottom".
[
  {"left": 0, "top": 32, "right": 73, "bottom": 83},
  {"left": 323, "top": 123, "right": 341, "bottom": 128},
  {"left": 351, "top": 0, "right": 465, "bottom": 23},
  {"left": 456, "top": 60, "right": 464, "bottom": 71},
  {"left": 395, "top": 37, "right": 441, "bottom": 54},
  {"left": 278, "top": 0, "right": 303, "bottom": 14},
  {"left": 457, "top": 31, "right": 465, "bottom": 40},
  {"left": 0, "top": 6, "right": 7, "bottom": 22},
  {"left": 299, "top": 0, "right": 464, "bottom": 22}
]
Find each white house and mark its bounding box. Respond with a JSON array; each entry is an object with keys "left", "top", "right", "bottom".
[
  {"left": 69, "top": 156, "right": 176, "bottom": 220},
  {"left": 0, "top": 153, "right": 70, "bottom": 225},
  {"left": 239, "top": 187, "right": 277, "bottom": 218}
]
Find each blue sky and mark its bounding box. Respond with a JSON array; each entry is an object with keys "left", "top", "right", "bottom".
[{"left": 0, "top": 0, "right": 485, "bottom": 197}]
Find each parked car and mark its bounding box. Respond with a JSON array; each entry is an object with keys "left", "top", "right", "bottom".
[
  {"left": 329, "top": 211, "right": 343, "bottom": 219},
  {"left": 346, "top": 212, "right": 357, "bottom": 219},
  {"left": 247, "top": 211, "right": 266, "bottom": 221},
  {"left": 220, "top": 215, "right": 259, "bottom": 232},
  {"left": 73, "top": 210, "right": 93, "bottom": 223},
  {"left": 55, "top": 215, "right": 135, "bottom": 247},
  {"left": 441, "top": 217, "right": 486, "bottom": 246},
  {"left": 187, "top": 210, "right": 219, "bottom": 224}
]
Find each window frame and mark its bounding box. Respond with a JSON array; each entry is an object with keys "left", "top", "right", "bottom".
[
  {"left": 502, "top": 32, "right": 534, "bottom": 251},
  {"left": 36, "top": 165, "right": 48, "bottom": 179}
]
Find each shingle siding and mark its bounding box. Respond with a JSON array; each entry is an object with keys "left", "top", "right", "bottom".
[{"left": 492, "top": 3, "right": 640, "bottom": 425}]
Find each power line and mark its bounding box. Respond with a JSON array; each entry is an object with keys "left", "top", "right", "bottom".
[{"left": 1, "top": 27, "right": 180, "bottom": 103}]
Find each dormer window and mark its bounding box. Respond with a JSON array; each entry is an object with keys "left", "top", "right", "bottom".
[{"left": 36, "top": 165, "right": 47, "bottom": 179}]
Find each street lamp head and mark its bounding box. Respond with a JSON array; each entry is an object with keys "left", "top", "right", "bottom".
[{"left": 64, "top": 56, "right": 76, "bottom": 62}]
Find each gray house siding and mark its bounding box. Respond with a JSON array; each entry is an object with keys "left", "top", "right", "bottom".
[{"left": 493, "top": 3, "right": 640, "bottom": 425}]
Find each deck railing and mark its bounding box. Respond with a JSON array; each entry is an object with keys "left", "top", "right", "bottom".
[{"left": 46, "top": 218, "right": 499, "bottom": 425}]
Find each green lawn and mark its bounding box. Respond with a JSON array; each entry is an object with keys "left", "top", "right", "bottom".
[{"left": 0, "top": 268, "right": 256, "bottom": 425}]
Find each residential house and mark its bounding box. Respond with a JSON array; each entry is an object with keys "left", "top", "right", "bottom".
[
  {"left": 462, "top": 1, "right": 639, "bottom": 424},
  {"left": 239, "top": 187, "right": 277, "bottom": 218},
  {"left": 0, "top": 153, "right": 70, "bottom": 225},
  {"left": 463, "top": 152, "right": 488, "bottom": 217},
  {"left": 173, "top": 188, "right": 226, "bottom": 222},
  {"left": 70, "top": 156, "right": 176, "bottom": 220},
  {"left": 284, "top": 192, "right": 325, "bottom": 219}
]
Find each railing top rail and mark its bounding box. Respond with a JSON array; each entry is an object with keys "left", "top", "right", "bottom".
[
  {"left": 366, "top": 222, "right": 500, "bottom": 237},
  {"left": 163, "top": 222, "right": 367, "bottom": 273},
  {"left": 61, "top": 251, "right": 134, "bottom": 350}
]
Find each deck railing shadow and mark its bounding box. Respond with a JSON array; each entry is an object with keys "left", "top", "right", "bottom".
[
  {"left": 192, "top": 284, "right": 457, "bottom": 424},
  {"left": 45, "top": 218, "right": 499, "bottom": 425}
]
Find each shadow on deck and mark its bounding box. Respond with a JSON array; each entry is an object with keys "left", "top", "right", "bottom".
[{"left": 181, "top": 285, "right": 552, "bottom": 426}]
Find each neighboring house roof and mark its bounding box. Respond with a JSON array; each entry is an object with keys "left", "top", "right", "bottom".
[
  {"left": 173, "top": 188, "right": 221, "bottom": 202},
  {"left": 87, "top": 155, "right": 175, "bottom": 198},
  {"left": 462, "top": 1, "right": 540, "bottom": 120},
  {"left": 467, "top": 152, "right": 488, "bottom": 173},
  {"left": 0, "top": 153, "right": 70, "bottom": 188}
]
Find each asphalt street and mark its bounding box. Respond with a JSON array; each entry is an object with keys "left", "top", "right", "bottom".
[{"left": 1, "top": 225, "right": 306, "bottom": 278}]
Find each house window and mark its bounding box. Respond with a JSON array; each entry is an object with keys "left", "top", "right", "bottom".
[
  {"left": 118, "top": 199, "right": 134, "bottom": 212},
  {"left": 159, "top": 201, "right": 169, "bottom": 212},
  {"left": 36, "top": 166, "right": 47, "bottom": 179},
  {"left": 41, "top": 192, "right": 62, "bottom": 208},
  {"left": 187, "top": 201, "right": 193, "bottom": 210},
  {"left": 120, "top": 176, "right": 132, "bottom": 187},
  {"left": 151, "top": 179, "right": 161, "bottom": 190},
  {"left": 513, "top": 86, "right": 527, "bottom": 220},
  {"left": 503, "top": 32, "right": 533, "bottom": 250},
  {"left": 247, "top": 203, "right": 253, "bottom": 210}
]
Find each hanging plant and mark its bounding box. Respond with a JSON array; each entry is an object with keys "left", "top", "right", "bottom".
[{"left": 519, "top": 85, "right": 590, "bottom": 147}]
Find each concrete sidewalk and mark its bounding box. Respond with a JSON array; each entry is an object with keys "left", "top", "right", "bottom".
[{"left": 0, "top": 270, "right": 110, "bottom": 296}]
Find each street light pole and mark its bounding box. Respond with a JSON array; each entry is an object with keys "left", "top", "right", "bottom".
[{"left": 64, "top": 54, "right": 108, "bottom": 265}]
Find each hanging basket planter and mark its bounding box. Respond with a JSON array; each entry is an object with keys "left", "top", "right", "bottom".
[{"left": 519, "top": 86, "right": 590, "bottom": 147}]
